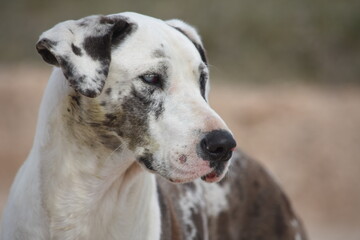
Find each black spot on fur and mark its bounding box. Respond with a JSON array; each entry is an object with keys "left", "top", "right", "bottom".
[
  {"left": 97, "top": 68, "right": 108, "bottom": 76},
  {"left": 82, "top": 17, "right": 134, "bottom": 62},
  {"left": 138, "top": 152, "right": 155, "bottom": 171},
  {"left": 172, "top": 27, "right": 208, "bottom": 65},
  {"left": 83, "top": 89, "right": 97, "bottom": 98},
  {"left": 71, "top": 43, "right": 82, "bottom": 56},
  {"left": 83, "top": 35, "right": 112, "bottom": 62},
  {"left": 105, "top": 88, "right": 112, "bottom": 95},
  {"left": 58, "top": 56, "right": 75, "bottom": 79},
  {"left": 78, "top": 75, "right": 85, "bottom": 83},
  {"left": 100, "top": 101, "right": 107, "bottom": 106},
  {"left": 152, "top": 49, "right": 166, "bottom": 58}
]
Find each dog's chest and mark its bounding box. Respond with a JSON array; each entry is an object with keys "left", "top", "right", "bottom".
[
  {"left": 157, "top": 178, "right": 230, "bottom": 240},
  {"left": 47, "top": 172, "right": 161, "bottom": 240}
]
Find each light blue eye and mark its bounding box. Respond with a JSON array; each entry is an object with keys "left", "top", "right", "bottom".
[{"left": 140, "top": 74, "right": 162, "bottom": 87}]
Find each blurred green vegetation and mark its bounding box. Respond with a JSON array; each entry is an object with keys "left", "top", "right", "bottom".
[{"left": 1, "top": 0, "right": 359, "bottom": 84}]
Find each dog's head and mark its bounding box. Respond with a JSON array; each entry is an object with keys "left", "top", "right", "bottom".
[{"left": 36, "top": 12, "right": 236, "bottom": 183}]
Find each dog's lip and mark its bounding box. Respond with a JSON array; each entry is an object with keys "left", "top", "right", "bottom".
[{"left": 201, "top": 169, "right": 221, "bottom": 183}]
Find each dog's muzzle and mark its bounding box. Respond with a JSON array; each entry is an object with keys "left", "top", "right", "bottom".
[{"left": 197, "top": 130, "right": 236, "bottom": 182}]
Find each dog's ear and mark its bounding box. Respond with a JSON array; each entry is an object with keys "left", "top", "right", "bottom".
[
  {"left": 36, "top": 15, "right": 135, "bottom": 98},
  {"left": 166, "top": 19, "right": 207, "bottom": 65}
]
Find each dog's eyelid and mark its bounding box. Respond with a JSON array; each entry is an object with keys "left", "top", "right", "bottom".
[{"left": 139, "top": 73, "right": 163, "bottom": 88}]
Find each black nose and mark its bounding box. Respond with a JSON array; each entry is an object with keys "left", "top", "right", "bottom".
[{"left": 199, "top": 130, "right": 237, "bottom": 162}]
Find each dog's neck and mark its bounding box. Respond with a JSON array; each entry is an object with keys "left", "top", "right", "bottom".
[{"left": 32, "top": 69, "right": 161, "bottom": 239}]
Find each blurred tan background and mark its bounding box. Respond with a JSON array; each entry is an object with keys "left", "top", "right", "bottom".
[{"left": 1, "top": 1, "right": 360, "bottom": 239}]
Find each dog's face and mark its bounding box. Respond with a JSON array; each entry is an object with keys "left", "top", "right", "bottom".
[{"left": 37, "top": 12, "right": 236, "bottom": 183}]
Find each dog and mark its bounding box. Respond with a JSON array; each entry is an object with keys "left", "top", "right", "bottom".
[{"left": 0, "top": 12, "right": 307, "bottom": 240}]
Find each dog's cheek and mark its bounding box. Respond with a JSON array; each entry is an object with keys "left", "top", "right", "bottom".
[
  {"left": 99, "top": 82, "right": 165, "bottom": 154},
  {"left": 117, "top": 85, "right": 161, "bottom": 151}
]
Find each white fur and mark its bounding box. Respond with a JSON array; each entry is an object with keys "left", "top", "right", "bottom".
[{"left": 1, "top": 70, "right": 161, "bottom": 240}]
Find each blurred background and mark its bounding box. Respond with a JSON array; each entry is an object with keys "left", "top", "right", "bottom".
[{"left": 1, "top": 0, "right": 359, "bottom": 239}]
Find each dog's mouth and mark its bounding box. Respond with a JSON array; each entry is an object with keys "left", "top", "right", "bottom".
[
  {"left": 201, "top": 170, "right": 220, "bottom": 182},
  {"left": 200, "top": 161, "right": 228, "bottom": 183}
]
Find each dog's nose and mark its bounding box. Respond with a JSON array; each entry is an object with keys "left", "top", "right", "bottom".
[{"left": 199, "top": 130, "right": 237, "bottom": 162}]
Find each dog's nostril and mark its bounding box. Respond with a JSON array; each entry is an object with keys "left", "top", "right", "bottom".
[{"left": 199, "top": 130, "right": 236, "bottom": 162}]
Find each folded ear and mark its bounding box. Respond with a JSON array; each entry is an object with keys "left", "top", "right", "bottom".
[
  {"left": 36, "top": 15, "right": 135, "bottom": 98},
  {"left": 166, "top": 19, "right": 207, "bottom": 65}
]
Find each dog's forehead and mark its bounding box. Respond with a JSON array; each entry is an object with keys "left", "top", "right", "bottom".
[{"left": 112, "top": 12, "right": 204, "bottom": 66}]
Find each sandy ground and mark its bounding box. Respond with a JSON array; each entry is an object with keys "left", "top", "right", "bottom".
[{"left": 1, "top": 65, "right": 360, "bottom": 239}]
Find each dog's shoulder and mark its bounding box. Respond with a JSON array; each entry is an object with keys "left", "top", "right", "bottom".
[
  {"left": 156, "top": 151, "right": 307, "bottom": 240},
  {"left": 210, "top": 151, "right": 308, "bottom": 239}
]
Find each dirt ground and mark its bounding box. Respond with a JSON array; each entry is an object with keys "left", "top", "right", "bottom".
[{"left": 1, "top": 65, "right": 360, "bottom": 239}]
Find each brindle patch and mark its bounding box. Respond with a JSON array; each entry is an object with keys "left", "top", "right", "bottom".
[
  {"left": 66, "top": 94, "right": 123, "bottom": 151},
  {"left": 272, "top": 205, "right": 286, "bottom": 238},
  {"left": 86, "top": 83, "right": 159, "bottom": 152},
  {"left": 118, "top": 86, "right": 153, "bottom": 150}
]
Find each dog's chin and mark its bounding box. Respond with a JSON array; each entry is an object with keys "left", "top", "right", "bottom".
[
  {"left": 163, "top": 164, "right": 229, "bottom": 184},
  {"left": 137, "top": 155, "right": 230, "bottom": 184}
]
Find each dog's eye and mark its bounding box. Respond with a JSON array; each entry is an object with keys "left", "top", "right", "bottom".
[{"left": 140, "top": 74, "right": 162, "bottom": 87}]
